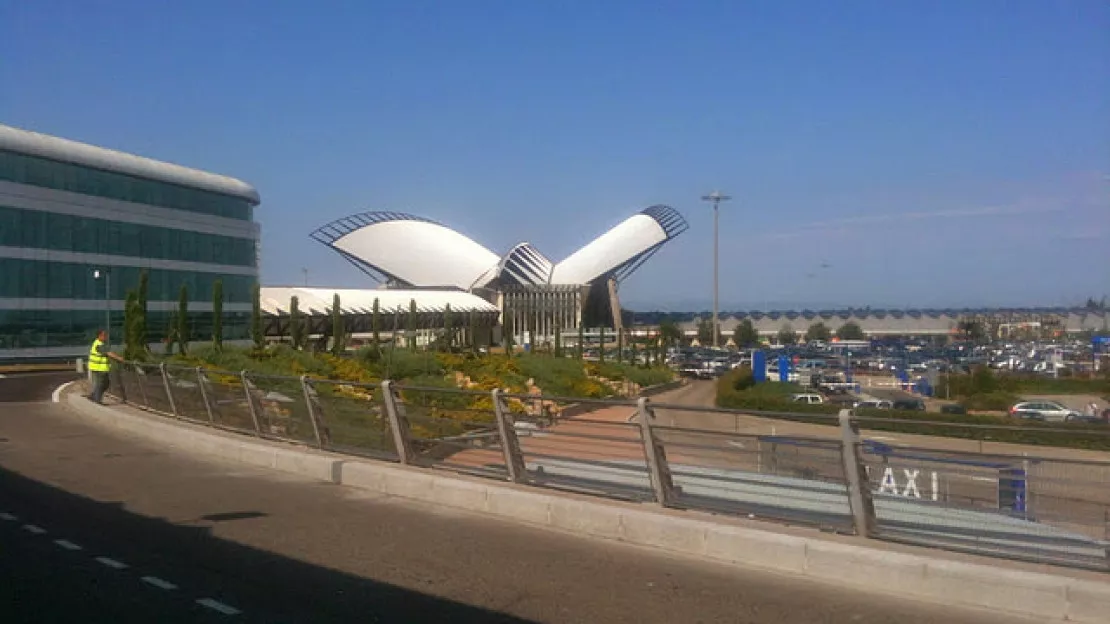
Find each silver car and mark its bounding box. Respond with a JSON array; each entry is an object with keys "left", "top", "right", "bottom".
[{"left": 1008, "top": 401, "right": 1078, "bottom": 423}]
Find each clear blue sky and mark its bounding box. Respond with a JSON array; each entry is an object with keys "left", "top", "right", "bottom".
[{"left": 3, "top": 1, "right": 1107, "bottom": 311}]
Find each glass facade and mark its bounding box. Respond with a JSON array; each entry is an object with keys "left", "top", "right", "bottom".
[
  {"left": 0, "top": 145, "right": 258, "bottom": 356},
  {"left": 0, "top": 149, "right": 254, "bottom": 221},
  {"left": 0, "top": 205, "right": 256, "bottom": 267}
]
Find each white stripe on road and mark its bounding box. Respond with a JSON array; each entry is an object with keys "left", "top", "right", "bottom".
[
  {"left": 22, "top": 524, "right": 46, "bottom": 534},
  {"left": 52, "top": 381, "right": 75, "bottom": 403},
  {"left": 95, "top": 556, "right": 129, "bottom": 569},
  {"left": 0, "top": 512, "right": 17, "bottom": 521},
  {"left": 54, "top": 539, "right": 82, "bottom": 551},
  {"left": 196, "top": 598, "right": 242, "bottom": 615},
  {"left": 141, "top": 576, "right": 178, "bottom": 590}
]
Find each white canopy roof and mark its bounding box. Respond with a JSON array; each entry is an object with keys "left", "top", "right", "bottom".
[{"left": 261, "top": 287, "right": 499, "bottom": 316}]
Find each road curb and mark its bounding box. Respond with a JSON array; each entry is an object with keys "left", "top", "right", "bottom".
[{"left": 63, "top": 392, "right": 1110, "bottom": 622}]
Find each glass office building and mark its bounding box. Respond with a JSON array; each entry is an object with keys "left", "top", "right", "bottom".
[{"left": 0, "top": 123, "right": 261, "bottom": 359}]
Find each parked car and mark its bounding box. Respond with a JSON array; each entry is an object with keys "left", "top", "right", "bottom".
[
  {"left": 790, "top": 393, "right": 825, "bottom": 405},
  {"left": 1008, "top": 401, "right": 1078, "bottom": 423},
  {"left": 939, "top": 403, "right": 967, "bottom": 415},
  {"left": 856, "top": 400, "right": 893, "bottom": 410},
  {"left": 892, "top": 398, "right": 926, "bottom": 411}
]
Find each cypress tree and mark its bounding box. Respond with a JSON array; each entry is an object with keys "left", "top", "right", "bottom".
[
  {"left": 165, "top": 311, "right": 177, "bottom": 356},
  {"left": 212, "top": 279, "right": 224, "bottom": 352},
  {"left": 407, "top": 299, "right": 418, "bottom": 351},
  {"left": 554, "top": 327, "right": 562, "bottom": 358},
  {"left": 371, "top": 297, "right": 381, "bottom": 355},
  {"left": 468, "top": 309, "right": 478, "bottom": 355},
  {"left": 576, "top": 322, "right": 584, "bottom": 360},
  {"left": 503, "top": 308, "right": 514, "bottom": 358},
  {"left": 598, "top": 326, "right": 606, "bottom": 363},
  {"left": 137, "top": 269, "right": 149, "bottom": 353},
  {"left": 123, "top": 289, "right": 138, "bottom": 360},
  {"left": 290, "top": 296, "right": 303, "bottom": 349},
  {"left": 331, "top": 293, "right": 345, "bottom": 356},
  {"left": 176, "top": 285, "right": 190, "bottom": 355},
  {"left": 251, "top": 282, "right": 264, "bottom": 351},
  {"left": 442, "top": 303, "right": 454, "bottom": 352},
  {"left": 616, "top": 328, "right": 624, "bottom": 363}
]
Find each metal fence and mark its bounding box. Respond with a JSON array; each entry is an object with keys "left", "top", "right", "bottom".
[{"left": 106, "top": 363, "right": 1110, "bottom": 572}]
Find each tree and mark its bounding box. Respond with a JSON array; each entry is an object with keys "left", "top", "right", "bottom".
[
  {"left": 136, "top": 269, "right": 149, "bottom": 353},
  {"left": 696, "top": 319, "right": 714, "bottom": 345},
  {"left": 330, "top": 293, "right": 345, "bottom": 356},
  {"left": 554, "top": 326, "right": 563, "bottom": 357},
  {"left": 598, "top": 325, "right": 606, "bottom": 363},
  {"left": 371, "top": 298, "right": 382, "bottom": 355},
  {"left": 805, "top": 322, "right": 832, "bottom": 343},
  {"left": 503, "top": 308, "right": 514, "bottom": 357},
  {"left": 251, "top": 282, "right": 264, "bottom": 351},
  {"left": 777, "top": 323, "right": 797, "bottom": 345},
  {"left": 289, "top": 295, "right": 303, "bottom": 350},
  {"left": 407, "top": 299, "right": 418, "bottom": 351},
  {"left": 836, "top": 321, "right": 865, "bottom": 341},
  {"left": 733, "top": 318, "right": 759, "bottom": 347},
  {"left": 958, "top": 319, "right": 986, "bottom": 343},
  {"left": 576, "top": 322, "right": 584, "bottom": 360},
  {"left": 658, "top": 319, "right": 683, "bottom": 347},
  {"left": 211, "top": 279, "right": 224, "bottom": 352},
  {"left": 176, "top": 285, "right": 190, "bottom": 355},
  {"left": 616, "top": 327, "right": 624, "bottom": 363},
  {"left": 468, "top": 309, "right": 478, "bottom": 355},
  {"left": 123, "top": 289, "right": 140, "bottom": 360},
  {"left": 442, "top": 303, "right": 454, "bottom": 352},
  {"left": 165, "top": 311, "right": 177, "bottom": 356}
]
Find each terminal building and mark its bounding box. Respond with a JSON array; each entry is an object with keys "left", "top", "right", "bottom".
[
  {"left": 305, "top": 206, "right": 689, "bottom": 347},
  {"left": 0, "top": 123, "right": 261, "bottom": 359}
]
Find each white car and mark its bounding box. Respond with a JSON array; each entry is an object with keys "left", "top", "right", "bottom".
[
  {"left": 856, "top": 400, "right": 893, "bottom": 410},
  {"left": 790, "top": 393, "right": 825, "bottom": 405},
  {"left": 1009, "top": 401, "right": 1078, "bottom": 423}
]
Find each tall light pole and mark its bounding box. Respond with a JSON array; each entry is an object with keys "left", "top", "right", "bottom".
[
  {"left": 93, "top": 269, "right": 110, "bottom": 348},
  {"left": 701, "top": 191, "right": 731, "bottom": 349}
]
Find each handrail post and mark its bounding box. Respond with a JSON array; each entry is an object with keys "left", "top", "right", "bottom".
[
  {"left": 300, "top": 375, "right": 328, "bottom": 449},
  {"left": 492, "top": 389, "right": 527, "bottom": 483},
  {"left": 196, "top": 366, "right": 215, "bottom": 423},
  {"left": 159, "top": 362, "right": 178, "bottom": 417},
  {"left": 381, "top": 380, "right": 416, "bottom": 464},
  {"left": 839, "top": 409, "right": 877, "bottom": 538},
  {"left": 135, "top": 364, "right": 150, "bottom": 407},
  {"left": 240, "top": 371, "right": 263, "bottom": 435},
  {"left": 637, "top": 397, "right": 676, "bottom": 506}
]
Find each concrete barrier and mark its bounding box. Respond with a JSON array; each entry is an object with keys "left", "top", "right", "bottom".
[{"left": 64, "top": 392, "right": 1110, "bottom": 622}]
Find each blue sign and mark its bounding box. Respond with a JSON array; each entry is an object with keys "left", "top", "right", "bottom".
[
  {"left": 999, "top": 468, "right": 1027, "bottom": 514},
  {"left": 777, "top": 355, "right": 790, "bottom": 383},
  {"left": 752, "top": 350, "right": 766, "bottom": 382}
]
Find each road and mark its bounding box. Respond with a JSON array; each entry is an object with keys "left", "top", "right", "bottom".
[{"left": 0, "top": 375, "right": 1032, "bottom": 623}]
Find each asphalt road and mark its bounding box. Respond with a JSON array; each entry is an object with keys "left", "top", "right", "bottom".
[
  {"left": 0, "top": 370, "right": 80, "bottom": 403},
  {"left": 0, "top": 378, "right": 1032, "bottom": 623}
]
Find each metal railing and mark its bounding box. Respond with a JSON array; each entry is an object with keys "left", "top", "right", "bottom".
[{"left": 105, "top": 363, "right": 1110, "bottom": 572}]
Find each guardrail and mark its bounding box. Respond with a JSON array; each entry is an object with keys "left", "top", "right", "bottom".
[{"left": 104, "top": 362, "right": 1110, "bottom": 572}]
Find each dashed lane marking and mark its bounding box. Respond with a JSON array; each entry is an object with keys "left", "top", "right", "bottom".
[
  {"left": 0, "top": 512, "right": 17, "bottom": 521},
  {"left": 22, "top": 524, "right": 46, "bottom": 534},
  {"left": 196, "top": 598, "right": 242, "bottom": 615},
  {"left": 54, "top": 539, "right": 83, "bottom": 551},
  {"left": 95, "top": 556, "right": 129, "bottom": 570},
  {"left": 141, "top": 576, "right": 178, "bottom": 591}
]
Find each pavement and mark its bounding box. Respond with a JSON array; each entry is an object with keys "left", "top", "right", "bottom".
[{"left": 0, "top": 375, "right": 1039, "bottom": 623}]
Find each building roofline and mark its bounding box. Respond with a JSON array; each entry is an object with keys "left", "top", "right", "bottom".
[{"left": 0, "top": 123, "right": 260, "bottom": 205}]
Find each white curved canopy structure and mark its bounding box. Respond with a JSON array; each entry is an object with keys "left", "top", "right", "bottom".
[
  {"left": 312, "top": 205, "right": 687, "bottom": 290},
  {"left": 260, "top": 287, "right": 499, "bottom": 316}
]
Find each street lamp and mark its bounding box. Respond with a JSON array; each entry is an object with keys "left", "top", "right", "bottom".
[
  {"left": 93, "top": 269, "right": 110, "bottom": 348},
  {"left": 700, "top": 191, "right": 731, "bottom": 349}
]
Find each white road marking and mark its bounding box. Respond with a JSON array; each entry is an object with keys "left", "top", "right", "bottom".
[
  {"left": 0, "top": 374, "right": 6, "bottom": 379},
  {"left": 141, "top": 576, "right": 178, "bottom": 590},
  {"left": 196, "top": 598, "right": 242, "bottom": 615},
  {"left": 0, "top": 512, "right": 17, "bottom": 521},
  {"left": 52, "top": 381, "right": 75, "bottom": 403},
  {"left": 54, "top": 539, "right": 82, "bottom": 551},
  {"left": 22, "top": 524, "right": 46, "bottom": 534},
  {"left": 95, "top": 556, "right": 128, "bottom": 569}
]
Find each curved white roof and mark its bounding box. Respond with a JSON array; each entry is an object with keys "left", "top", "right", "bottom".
[
  {"left": 260, "top": 287, "right": 499, "bottom": 316},
  {"left": 313, "top": 212, "right": 501, "bottom": 290},
  {"left": 549, "top": 205, "right": 687, "bottom": 285},
  {"left": 499, "top": 242, "right": 554, "bottom": 286},
  {"left": 0, "top": 123, "right": 260, "bottom": 204}
]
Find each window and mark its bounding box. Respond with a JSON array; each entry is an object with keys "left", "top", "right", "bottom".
[
  {"left": 0, "top": 150, "right": 255, "bottom": 221},
  {"left": 0, "top": 258, "right": 255, "bottom": 302},
  {"left": 0, "top": 205, "right": 256, "bottom": 267},
  {"left": 0, "top": 309, "right": 251, "bottom": 350}
]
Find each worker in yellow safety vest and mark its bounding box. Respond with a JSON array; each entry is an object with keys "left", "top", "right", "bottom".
[{"left": 88, "top": 330, "right": 123, "bottom": 404}]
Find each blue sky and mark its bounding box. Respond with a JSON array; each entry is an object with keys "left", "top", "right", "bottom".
[{"left": 3, "top": 1, "right": 1107, "bottom": 310}]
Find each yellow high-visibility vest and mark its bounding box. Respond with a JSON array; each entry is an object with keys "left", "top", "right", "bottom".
[{"left": 88, "top": 339, "right": 110, "bottom": 372}]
